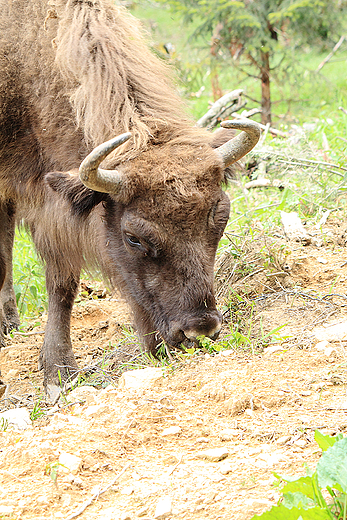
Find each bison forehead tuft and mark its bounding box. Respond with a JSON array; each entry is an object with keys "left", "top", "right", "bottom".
[{"left": 116, "top": 143, "right": 225, "bottom": 205}]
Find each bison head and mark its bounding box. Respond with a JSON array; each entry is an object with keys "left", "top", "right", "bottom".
[{"left": 46, "top": 121, "right": 260, "bottom": 354}]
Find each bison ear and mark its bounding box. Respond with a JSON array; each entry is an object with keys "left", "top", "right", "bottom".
[{"left": 45, "top": 170, "right": 110, "bottom": 217}]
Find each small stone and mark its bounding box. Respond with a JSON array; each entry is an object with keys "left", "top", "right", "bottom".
[
  {"left": 118, "top": 368, "right": 164, "bottom": 390},
  {"left": 196, "top": 448, "right": 229, "bottom": 462},
  {"left": 196, "top": 437, "right": 209, "bottom": 443},
  {"left": 324, "top": 346, "right": 334, "bottom": 357},
  {"left": 263, "top": 345, "right": 284, "bottom": 356},
  {"left": 300, "top": 391, "right": 312, "bottom": 396},
  {"left": 59, "top": 451, "right": 83, "bottom": 474},
  {"left": 219, "top": 429, "right": 239, "bottom": 441},
  {"left": 0, "top": 407, "right": 32, "bottom": 430},
  {"left": 317, "top": 257, "right": 328, "bottom": 264},
  {"left": 294, "top": 439, "right": 307, "bottom": 448},
  {"left": 83, "top": 404, "right": 109, "bottom": 418},
  {"left": 137, "top": 507, "right": 149, "bottom": 517},
  {"left": 67, "top": 386, "right": 98, "bottom": 404},
  {"left": 154, "top": 497, "right": 172, "bottom": 519},
  {"left": 219, "top": 461, "right": 233, "bottom": 475},
  {"left": 276, "top": 435, "right": 291, "bottom": 445},
  {"left": 161, "top": 426, "right": 181, "bottom": 437},
  {"left": 313, "top": 319, "right": 347, "bottom": 342},
  {"left": 315, "top": 340, "right": 330, "bottom": 351},
  {"left": 218, "top": 349, "right": 234, "bottom": 357},
  {"left": 0, "top": 506, "right": 14, "bottom": 515},
  {"left": 120, "top": 485, "right": 135, "bottom": 495}
]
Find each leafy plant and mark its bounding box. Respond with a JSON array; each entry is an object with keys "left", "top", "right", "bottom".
[{"left": 250, "top": 431, "right": 347, "bottom": 519}]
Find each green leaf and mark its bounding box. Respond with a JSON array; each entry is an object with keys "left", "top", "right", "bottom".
[
  {"left": 282, "top": 491, "right": 316, "bottom": 509},
  {"left": 280, "top": 476, "right": 317, "bottom": 502},
  {"left": 317, "top": 437, "right": 347, "bottom": 493},
  {"left": 314, "top": 430, "right": 343, "bottom": 451},
  {"left": 249, "top": 503, "right": 330, "bottom": 519}
]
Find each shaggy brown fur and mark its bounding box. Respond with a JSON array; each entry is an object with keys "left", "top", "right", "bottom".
[{"left": 0, "top": 0, "right": 231, "bottom": 396}]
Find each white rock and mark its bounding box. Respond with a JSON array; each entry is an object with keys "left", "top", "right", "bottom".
[
  {"left": 154, "top": 497, "right": 172, "bottom": 519},
  {"left": 67, "top": 386, "right": 99, "bottom": 403},
  {"left": 313, "top": 319, "right": 347, "bottom": 341},
  {"left": 219, "top": 429, "right": 239, "bottom": 441},
  {"left": 294, "top": 439, "right": 307, "bottom": 448},
  {"left": 120, "top": 485, "right": 134, "bottom": 495},
  {"left": 276, "top": 435, "right": 291, "bottom": 445},
  {"left": 324, "top": 346, "right": 334, "bottom": 357},
  {"left": 161, "top": 426, "right": 181, "bottom": 436},
  {"left": 263, "top": 345, "right": 284, "bottom": 356},
  {"left": 83, "top": 403, "right": 109, "bottom": 418},
  {"left": 315, "top": 340, "right": 330, "bottom": 351},
  {"left": 196, "top": 448, "right": 229, "bottom": 462},
  {"left": 219, "top": 461, "right": 233, "bottom": 475},
  {"left": 218, "top": 349, "right": 234, "bottom": 357},
  {"left": 317, "top": 257, "right": 328, "bottom": 264},
  {"left": 118, "top": 367, "right": 164, "bottom": 390},
  {"left": 0, "top": 506, "right": 14, "bottom": 515},
  {"left": 58, "top": 451, "right": 83, "bottom": 474},
  {"left": 0, "top": 407, "right": 32, "bottom": 430}
]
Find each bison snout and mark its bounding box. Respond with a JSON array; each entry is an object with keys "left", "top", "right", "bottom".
[{"left": 169, "top": 310, "right": 223, "bottom": 345}]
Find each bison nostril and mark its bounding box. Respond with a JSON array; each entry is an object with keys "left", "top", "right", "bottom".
[{"left": 183, "top": 323, "right": 222, "bottom": 343}]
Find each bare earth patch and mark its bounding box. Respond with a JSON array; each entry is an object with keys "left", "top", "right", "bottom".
[{"left": 1, "top": 219, "right": 347, "bottom": 520}]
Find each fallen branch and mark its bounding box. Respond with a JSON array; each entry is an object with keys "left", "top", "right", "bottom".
[
  {"left": 316, "top": 36, "right": 345, "bottom": 72},
  {"left": 196, "top": 89, "right": 244, "bottom": 129},
  {"left": 64, "top": 462, "right": 131, "bottom": 520},
  {"left": 244, "top": 178, "right": 283, "bottom": 189}
]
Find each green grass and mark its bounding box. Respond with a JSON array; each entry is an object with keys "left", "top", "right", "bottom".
[{"left": 12, "top": 229, "right": 47, "bottom": 320}]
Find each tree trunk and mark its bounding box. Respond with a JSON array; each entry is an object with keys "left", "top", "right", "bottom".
[{"left": 260, "top": 51, "right": 271, "bottom": 125}]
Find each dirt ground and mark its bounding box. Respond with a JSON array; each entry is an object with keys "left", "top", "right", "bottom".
[{"left": 1, "top": 217, "right": 347, "bottom": 520}]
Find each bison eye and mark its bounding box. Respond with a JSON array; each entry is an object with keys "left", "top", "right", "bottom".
[{"left": 125, "top": 233, "right": 142, "bottom": 247}]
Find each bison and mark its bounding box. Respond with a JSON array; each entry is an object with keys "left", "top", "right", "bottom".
[{"left": 0, "top": 0, "right": 260, "bottom": 399}]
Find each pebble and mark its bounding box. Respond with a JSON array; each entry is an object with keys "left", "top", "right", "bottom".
[
  {"left": 317, "top": 257, "right": 328, "bottom": 264},
  {"left": 118, "top": 368, "right": 164, "bottom": 390},
  {"left": 219, "top": 429, "right": 239, "bottom": 441},
  {"left": 293, "top": 439, "right": 307, "bottom": 448},
  {"left": 276, "top": 435, "right": 291, "bottom": 445},
  {"left": 0, "top": 407, "right": 32, "bottom": 430},
  {"left": 137, "top": 507, "right": 149, "bottom": 517},
  {"left": 154, "top": 497, "right": 172, "bottom": 519},
  {"left": 263, "top": 345, "right": 284, "bottom": 356},
  {"left": 315, "top": 340, "right": 330, "bottom": 351},
  {"left": 67, "top": 385, "right": 99, "bottom": 404},
  {"left": 58, "top": 451, "right": 83, "bottom": 474},
  {"left": 196, "top": 448, "right": 229, "bottom": 462},
  {"left": 313, "top": 319, "right": 347, "bottom": 341},
  {"left": 0, "top": 506, "right": 14, "bottom": 515},
  {"left": 219, "top": 461, "right": 233, "bottom": 475},
  {"left": 161, "top": 426, "right": 181, "bottom": 436},
  {"left": 218, "top": 349, "right": 234, "bottom": 357}
]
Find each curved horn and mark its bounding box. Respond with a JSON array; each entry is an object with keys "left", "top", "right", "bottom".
[
  {"left": 216, "top": 120, "right": 261, "bottom": 167},
  {"left": 79, "top": 132, "right": 132, "bottom": 193}
]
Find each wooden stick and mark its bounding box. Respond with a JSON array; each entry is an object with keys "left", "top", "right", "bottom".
[
  {"left": 316, "top": 36, "right": 345, "bottom": 72},
  {"left": 196, "top": 89, "right": 244, "bottom": 128},
  {"left": 64, "top": 462, "right": 131, "bottom": 520}
]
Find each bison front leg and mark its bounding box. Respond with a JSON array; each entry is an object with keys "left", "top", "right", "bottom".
[
  {"left": 0, "top": 202, "right": 20, "bottom": 345},
  {"left": 40, "top": 273, "right": 80, "bottom": 401}
]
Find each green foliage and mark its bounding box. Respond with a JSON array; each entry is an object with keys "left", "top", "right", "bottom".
[
  {"left": 13, "top": 230, "right": 47, "bottom": 318},
  {"left": 250, "top": 432, "right": 347, "bottom": 519}
]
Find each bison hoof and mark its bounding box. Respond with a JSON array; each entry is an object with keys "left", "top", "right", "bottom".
[{"left": 46, "top": 384, "right": 64, "bottom": 404}]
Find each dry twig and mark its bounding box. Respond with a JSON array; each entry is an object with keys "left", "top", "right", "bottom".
[{"left": 64, "top": 462, "right": 131, "bottom": 520}]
